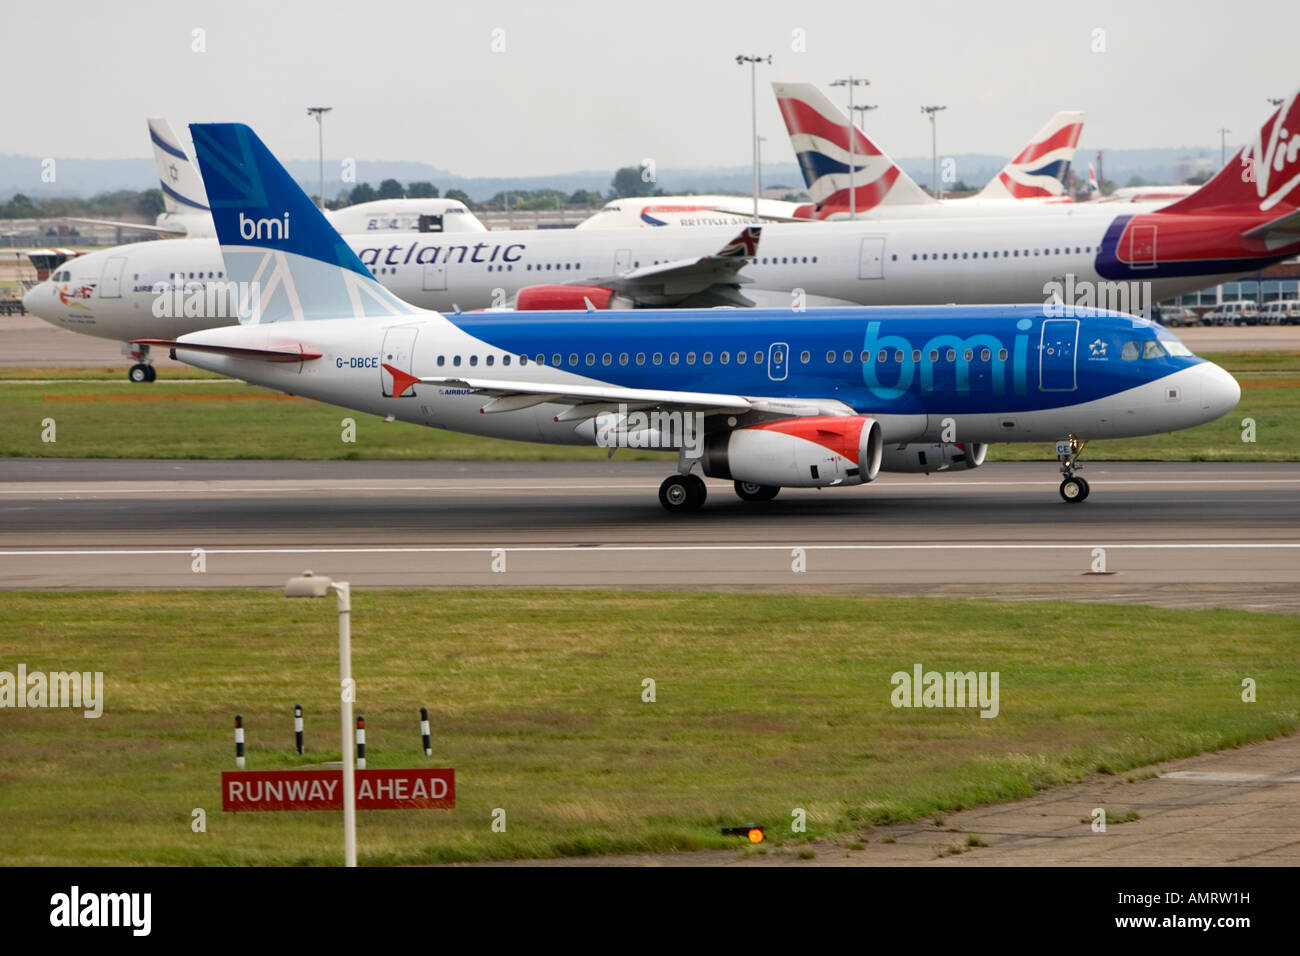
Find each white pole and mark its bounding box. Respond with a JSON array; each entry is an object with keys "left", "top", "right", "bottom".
[
  {"left": 751, "top": 58, "right": 759, "bottom": 220},
  {"left": 335, "top": 581, "right": 355, "bottom": 868}
]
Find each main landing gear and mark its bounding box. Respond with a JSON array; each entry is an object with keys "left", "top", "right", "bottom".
[
  {"left": 733, "top": 480, "right": 780, "bottom": 502},
  {"left": 1056, "top": 436, "right": 1090, "bottom": 503},
  {"left": 659, "top": 473, "right": 707, "bottom": 513}
]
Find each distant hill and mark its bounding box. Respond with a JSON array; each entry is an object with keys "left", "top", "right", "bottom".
[{"left": 0, "top": 147, "right": 1221, "bottom": 203}]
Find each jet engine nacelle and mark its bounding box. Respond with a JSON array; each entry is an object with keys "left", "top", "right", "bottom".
[
  {"left": 702, "top": 416, "right": 882, "bottom": 488},
  {"left": 514, "top": 285, "right": 617, "bottom": 311},
  {"left": 879, "top": 442, "right": 988, "bottom": 474}
]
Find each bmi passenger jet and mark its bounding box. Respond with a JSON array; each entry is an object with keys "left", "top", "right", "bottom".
[{"left": 138, "top": 122, "right": 1240, "bottom": 511}]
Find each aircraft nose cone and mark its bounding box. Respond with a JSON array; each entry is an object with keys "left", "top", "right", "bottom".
[
  {"left": 21, "top": 283, "right": 43, "bottom": 315},
  {"left": 1200, "top": 362, "right": 1240, "bottom": 420}
]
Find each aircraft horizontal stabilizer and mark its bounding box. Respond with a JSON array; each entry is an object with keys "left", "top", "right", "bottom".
[
  {"left": 1242, "top": 207, "right": 1300, "bottom": 245},
  {"left": 134, "top": 338, "right": 322, "bottom": 362},
  {"left": 63, "top": 217, "right": 188, "bottom": 236}
]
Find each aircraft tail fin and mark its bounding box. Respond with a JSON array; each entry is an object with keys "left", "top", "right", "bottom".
[
  {"left": 976, "top": 111, "right": 1084, "bottom": 200},
  {"left": 772, "top": 81, "right": 934, "bottom": 214},
  {"left": 188, "top": 122, "right": 421, "bottom": 324},
  {"left": 148, "top": 118, "right": 210, "bottom": 215},
  {"left": 1164, "top": 89, "right": 1300, "bottom": 216}
]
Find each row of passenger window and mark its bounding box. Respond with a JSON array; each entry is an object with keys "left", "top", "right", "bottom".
[
  {"left": 907, "top": 246, "right": 1094, "bottom": 262},
  {"left": 431, "top": 346, "right": 1011, "bottom": 369}
]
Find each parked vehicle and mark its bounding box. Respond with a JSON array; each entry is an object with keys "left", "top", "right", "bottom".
[
  {"left": 1259, "top": 300, "right": 1300, "bottom": 324},
  {"left": 1156, "top": 305, "right": 1201, "bottom": 327},
  {"left": 1203, "top": 300, "right": 1259, "bottom": 325}
]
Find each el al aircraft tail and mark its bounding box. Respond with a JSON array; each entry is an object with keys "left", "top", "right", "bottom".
[
  {"left": 1163, "top": 88, "right": 1300, "bottom": 217},
  {"left": 772, "top": 81, "right": 934, "bottom": 215},
  {"left": 975, "top": 111, "right": 1084, "bottom": 200},
  {"left": 188, "top": 122, "right": 420, "bottom": 324},
  {"left": 148, "top": 118, "right": 210, "bottom": 215}
]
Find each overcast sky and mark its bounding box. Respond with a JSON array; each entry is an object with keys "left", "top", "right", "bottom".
[{"left": 5, "top": 0, "right": 1296, "bottom": 177}]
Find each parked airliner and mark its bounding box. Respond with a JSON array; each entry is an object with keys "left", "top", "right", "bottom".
[
  {"left": 140, "top": 122, "right": 1239, "bottom": 511},
  {"left": 25, "top": 87, "right": 1300, "bottom": 384}
]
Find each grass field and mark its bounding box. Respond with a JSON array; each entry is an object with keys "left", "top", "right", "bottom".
[
  {"left": 0, "top": 351, "right": 1295, "bottom": 462},
  {"left": 0, "top": 590, "right": 1295, "bottom": 865}
]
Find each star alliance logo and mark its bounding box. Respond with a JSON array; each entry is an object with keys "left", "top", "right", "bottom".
[{"left": 1089, "top": 338, "right": 1107, "bottom": 357}]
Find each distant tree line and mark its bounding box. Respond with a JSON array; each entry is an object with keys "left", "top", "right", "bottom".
[{"left": 0, "top": 189, "right": 165, "bottom": 221}]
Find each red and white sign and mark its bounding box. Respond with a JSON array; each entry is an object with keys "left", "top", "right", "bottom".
[{"left": 222, "top": 768, "right": 455, "bottom": 812}]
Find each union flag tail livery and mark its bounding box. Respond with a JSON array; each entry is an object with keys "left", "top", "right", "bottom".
[
  {"left": 188, "top": 123, "right": 419, "bottom": 324},
  {"left": 772, "top": 81, "right": 933, "bottom": 215},
  {"left": 975, "top": 111, "right": 1085, "bottom": 200}
]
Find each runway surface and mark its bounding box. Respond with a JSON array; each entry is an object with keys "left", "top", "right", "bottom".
[
  {"left": 2, "top": 314, "right": 1298, "bottom": 368},
  {"left": 2, "top": 459, "right": 1297, "bottom": 609}
]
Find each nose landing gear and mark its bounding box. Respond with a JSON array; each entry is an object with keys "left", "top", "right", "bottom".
[
  {"left": 1056, "top": 437, "right": 1090, "bottom": 503},
  {"left": 124, "top": 342, "right": 156, "bottom": 383}
]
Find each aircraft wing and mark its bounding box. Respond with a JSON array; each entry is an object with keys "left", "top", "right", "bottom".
[
  {"left": 395, "top": 363, "right": 856, "bottom": 421},
  {"left": 63, "top": 217, "right": 188, "bottom": 236},
  {"left": 587, "top": 225, "right": 762, "bottom": 307}
]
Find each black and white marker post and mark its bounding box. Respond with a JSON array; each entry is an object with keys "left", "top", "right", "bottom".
[
  {"left": 294, "top": 704, "right": 304, "bottom": 754},
  {"left": 420, "top": 707, "right": 432, "bottom": 757},
  {"left": 356, "top": 715, "right": 366, "bottom": 770},
  {"left": 235, "top": 714, "right": 245, "bottom": 769}
]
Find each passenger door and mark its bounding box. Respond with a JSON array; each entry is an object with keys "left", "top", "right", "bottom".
[{"left": 1039, "top": 319, "right": 1079, "bottom": 392}]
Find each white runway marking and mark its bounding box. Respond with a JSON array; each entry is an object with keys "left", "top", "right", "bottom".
[
  {"left": 3, "top": 477, "right": 1299, "bottom": 495},
  {"left": 3, "top": 542, "right": 1297, "bottom": 557},
  {"left": 1162, "top": 771, "right": 1300, "bottom": 783}
]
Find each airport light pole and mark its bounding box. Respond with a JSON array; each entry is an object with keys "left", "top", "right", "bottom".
[
  {"left": 921, "top": 105, "right": 947, "bottom": 199},
  {"left": 285, "top": 570, "right": 355, "bottom": 867},
  {"left": 1217, "top": 127, "right": 1230, "bottom": 168},
  {"left": 736, "top": 55, "right": 772, "bottom": 220},
  {"left": 307, "top": 107, "right": 332, "bottom": 210},
  {"left": 830, "top": 77, "right": 870, "bottom": 216}
]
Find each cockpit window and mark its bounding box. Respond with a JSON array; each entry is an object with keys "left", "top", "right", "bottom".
[
  {"left": 1142, "top": 340, "right": 1168, "bottom": 359},
  {"left": 1121, "top": 341, "right": 1140, "bottom": 361},
  {"left": 1161, "top": 340, "right": 1192, "bottom": 357}
]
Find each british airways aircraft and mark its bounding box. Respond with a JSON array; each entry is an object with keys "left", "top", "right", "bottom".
[
  {"left": 141, "top": 123, "right": 1240, "bottom": 511},
  {"left": 26, "top": 87, "right": 1300, "bottom": 383},
  {"left": 774, "top": 81, "right": 1129, "bottom": 217}
]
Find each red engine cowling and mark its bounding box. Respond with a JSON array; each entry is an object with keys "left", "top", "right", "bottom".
[
  {"left": 878, "top": 442, "right": 987, "bottom": 474},
  {"left": 514, "top": 285, "right": 614, "bottom": 311},
  {"left": 702, "top": 416, "right": 882, "bottom": 488}
]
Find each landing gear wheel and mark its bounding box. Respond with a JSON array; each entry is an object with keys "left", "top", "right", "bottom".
[
  {"left": 1059, "top": 476, "right": 1090, "bottom": 503},
  {"left": 659, "top": 474, "right": 706, "bottom": 513},
  {"left": 734, "top": 481, "right": 780, "bottom": 502},
  {"left": 144, "top": 365, "right": 157, "bottom": 382},
  {"left": 128, "top": 363, "right": 151, "bottom": 383}
]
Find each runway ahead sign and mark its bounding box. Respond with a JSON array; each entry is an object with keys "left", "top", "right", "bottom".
[{"left": 222, "top": 768, "right": 454, "bottom": 812}]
